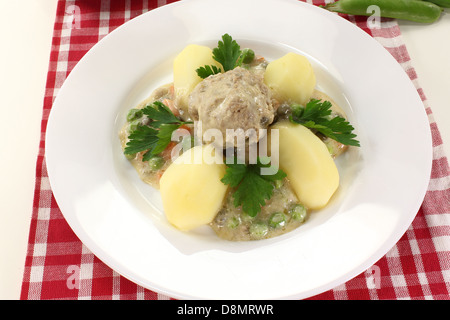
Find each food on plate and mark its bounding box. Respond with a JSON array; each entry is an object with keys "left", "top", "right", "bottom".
[{"left": 119, "top": 34, "right": 359, "bottom": 241}]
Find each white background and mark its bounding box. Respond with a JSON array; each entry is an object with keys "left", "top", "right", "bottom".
[{"left": 0, "top": 0, "right": 449, "bottom": 299}]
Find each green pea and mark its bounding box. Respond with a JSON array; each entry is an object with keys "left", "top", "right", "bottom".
[
  {"left": 148, "top": 155, "right": 165, "bottom": 171},
  {"left": 126, "top": 108, "right": 143, "bottom": 122},
  {"left": 227, "top": 216, "right": 240, "bottom": 229},
  {"left": 290, "top": 104, "right": 304, "bottom": 117},
  {"left": 240, "top": 48, "right": 255, "bottom": 64},
  {"left": 268, "top": 212, "right": 286, "bottom": 228},
  {"left": 249, "top": 222, "right": 268, "bottom": 238},
  {"left": 324, "top": 0, "right": 442, "bottom": 24},
  {"left": 289, "top": 204, "right": 307, "bottom": 222}
]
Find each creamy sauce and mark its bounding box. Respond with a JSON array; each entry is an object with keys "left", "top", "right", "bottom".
[{"left": 210, "top": 178, "right": 306, "bottom": 241}]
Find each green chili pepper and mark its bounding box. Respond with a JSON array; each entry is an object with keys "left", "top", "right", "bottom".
[
  {"left": 324, "top": 0, "right": 443, "bottom": 23},
  {"left": 424, "top": 0, "right": 450, "bottom": 8}
]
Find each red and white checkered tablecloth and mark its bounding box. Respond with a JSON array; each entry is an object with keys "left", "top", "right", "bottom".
[{"left": 21, "top": 0, "right": 450, "bottom": 300}]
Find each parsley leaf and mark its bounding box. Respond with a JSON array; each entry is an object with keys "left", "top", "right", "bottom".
[
  {"left": 220, "top": 161, "right": 248, "bottom": 188},
  {"left": 196, "top": 33, "right": 243, "bottom": 79},
  {"left": 221, "top": 157, "right": 287, "bottom": 217},
  {"left": 290, "top": 99, "right": 360, "bottom": 147},
  {"left": 124, "top": 101, "right": 192, "bottom": 160},
  {"left": 213, "top": 33, "right": 242, "bottom": 72},
  {"left": 124, "top": 125, "right": 159, "bottom": 155},
  {"left": 150, "top": 123, "right": 182, "bottom": 158},
  {"left": 141, "top": 101, "right": 180, "bottom": 128}
]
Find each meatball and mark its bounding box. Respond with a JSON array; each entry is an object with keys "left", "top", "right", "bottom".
[{"left": 188, "top": 67, "right": 276, "bottom": 149}]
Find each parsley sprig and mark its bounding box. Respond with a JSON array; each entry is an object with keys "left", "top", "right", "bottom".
[
  {"left": 196, "top": 65, "right": 221, "bottom": 79},
  {"left": 221, "top": 157, "right": 287, "bottom": 217},
  {"left": 124, "top": 101, "right": 192, "bottom": 161},
  {"left": 196, "top": 34, "right": 254, "bottom": 79},
  {"left": 290, "top": 99, "right": 360, "bottom": 147}
]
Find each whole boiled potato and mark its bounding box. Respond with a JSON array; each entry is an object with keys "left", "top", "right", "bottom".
[
  {"left": 269, "top": 121, "right": 339, "bottom": 210},
  {"left": 173, "top": 44, "right": 222, "bottom": 115},
  {"left": 159, "top": 145, "right": 228, "bottom": 231},
  {"left": 264, "top": 52, "right": 316, "bottom": 106}
]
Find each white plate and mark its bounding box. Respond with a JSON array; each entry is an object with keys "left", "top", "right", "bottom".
[{"left": 46, "top": 0, "right": 432, "bottom": 299}]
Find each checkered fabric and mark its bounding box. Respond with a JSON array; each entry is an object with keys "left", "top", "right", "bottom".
[{"left": 21, "top": 0, "right": 450, "bottom": 300}]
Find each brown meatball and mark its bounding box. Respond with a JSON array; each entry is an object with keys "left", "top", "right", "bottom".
[{"left": 188, "top": 67, "right": 275, "bottom": 149}]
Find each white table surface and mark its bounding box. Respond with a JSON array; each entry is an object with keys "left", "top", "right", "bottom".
[{"left": 0, "top": 1, "right": 449, "bottom": 300}]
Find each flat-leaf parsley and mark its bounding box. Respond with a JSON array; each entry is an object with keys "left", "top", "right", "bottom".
[
  {"left": 290, "top": 99, "right": 360, "bottom": 147},
  {"left": 196, "top": 34, "right": 255, "bottom": 79},
  {"left": 221, "top": 157, "right": 287, "bottom": 217},
  {"left": 124, "top": 101, "right": 192, "bottom": 161}
]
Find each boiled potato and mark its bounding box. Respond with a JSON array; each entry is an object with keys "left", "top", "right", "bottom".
[
  {"left": 173, "top": 44, "right": 222, "bottom": 112},
  {"left": 159, "top": 145, "right": 228, "bottom": 231},
  {"left": 264, "top": 52, "right": 316, "bottom": 106},
  {"left": 269, "top": 121, "right": 339, "bottom": 210}
]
